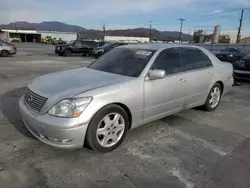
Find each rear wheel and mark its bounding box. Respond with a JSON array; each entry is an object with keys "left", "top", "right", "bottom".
[
  {"left": 203, "top": 83, "right": 222, "bottom": 111},
  {"left": 1, "top": 50, "right": 10, "bottom": 57},
  {"left": 85, "top": 104, "right": 129, "bottom": 152}
]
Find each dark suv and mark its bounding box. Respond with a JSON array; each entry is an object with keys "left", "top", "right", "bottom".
[
  {"left": 92, "top": 42, "right": 128, "bottom": 58},
  {"left": 55, "top": 40, "right": 94, "bottom": 56}
]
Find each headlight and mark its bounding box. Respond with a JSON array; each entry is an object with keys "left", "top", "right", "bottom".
[
  {"left": 48, "top": 97, "right": 93, "bottom": 118},
  {"left": 98, "top": 49, "right": 104, "bottom": 53},
  {"left": 228, "top": 54, "right": 233, "bottom": 57}
]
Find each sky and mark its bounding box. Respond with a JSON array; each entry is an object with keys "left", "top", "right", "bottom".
[{"left": 1, "top": 0, "right": 250, "bottom": 42}]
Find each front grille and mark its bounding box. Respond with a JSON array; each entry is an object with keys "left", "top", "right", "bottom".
[
  {"left": 24, "top": 88, "right": 47, "bottom": 112},
  {"left": 234, "top": 72, "right": 250, "bottom": 79}
]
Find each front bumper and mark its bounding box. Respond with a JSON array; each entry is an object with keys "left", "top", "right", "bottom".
[
  {"left": 234, "top": 70, "right": 250, "bottom": 80},
  {"left": 9, "top": 49, "right": 17, "bottom": 55},
  {"left": 92, "top": 51, "right": 104, "bottom": 58},
  {"left": 19, "top": 96, "right": 88, "bottom": 149}
]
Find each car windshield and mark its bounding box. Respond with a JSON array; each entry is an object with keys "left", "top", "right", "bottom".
[
  {"left": 88, "top": 48, "right": 155, "bottom": 77},
  {"left": 244, "top": 53, "right": 250, "bottom": 60},
  {"left": 100, "top": 43, "right": 112, "bottom": 48},
  {"left": 67, "top": 40, "right": 75, "bottom": 45}
]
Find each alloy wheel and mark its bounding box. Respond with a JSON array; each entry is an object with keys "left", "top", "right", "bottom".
[
  {"left": 209, "top": 86, "right": 221, "bottom": 108},
  {"left": 96, "top": 113, "right": 125, "bottom": 148}
]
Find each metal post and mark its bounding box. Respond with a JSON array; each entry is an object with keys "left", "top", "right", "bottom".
[
  {"left": 179, "top": 19, "right": 185, "bottom": 43},
  {"left": 149, "top": 21, "right": 153, "bottom": 43},
  {"left": 236, "top": 9, "right": 244, "bottom": 44},
  {"left": 103, "top": 24, "right": 106, "bottom": 42}
]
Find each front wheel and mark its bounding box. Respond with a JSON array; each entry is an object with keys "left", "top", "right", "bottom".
[
  {"left": 1, "top": 50, "right": 10, "bottom": 57},
  {"left": 85, "top": 105, "right": 129, "bottom": 152},
  {"left": 64, "top": 50, "right": 71, "bottom": 56},
  {"left": 203, "top": 83, "right": 222, "bottom": 111}
]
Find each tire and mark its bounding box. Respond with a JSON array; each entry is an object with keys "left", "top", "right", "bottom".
[
  {"left": 1, "top": 50, "right": 10, "bottom": 57},
  {"left": 85, "top": 104, "right": 129, "bottom": 152},
  {"left": 203, "top": 83, "right": 222, "bottom": 111},
  {"left": 64, "top": 49, "right": 71, "bottom": 56}
]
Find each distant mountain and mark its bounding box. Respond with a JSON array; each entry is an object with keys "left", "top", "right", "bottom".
[
  {"left": 0, "top": 21, "right": 86, "bottom": 32},
  {"left": 0, "top": 21, "right": 192, "bottom": 41},
  {"left": 79, "top": 28, "right": 193, "bottom": 41}
]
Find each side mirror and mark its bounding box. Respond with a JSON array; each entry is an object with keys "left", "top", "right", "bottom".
[{"left": 148, "top": 69, "right": 166, "bottom": 80}]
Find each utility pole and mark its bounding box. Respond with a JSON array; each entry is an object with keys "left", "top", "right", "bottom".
[
  {"left": 149, "top": 21, "right": 153, "bottom": 43},
  {"left": 102, "top": 24, "right": 106, "bottom": 42},
  {"left": 236, "top": 9, "right": 244, "bottom": 44},
  {"left": 179, "top": 19, "right": 185, "bottom": 43}
]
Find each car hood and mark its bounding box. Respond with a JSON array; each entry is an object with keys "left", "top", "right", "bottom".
[
  {"left": 94, "top": 47, "right": 104, "bottom": 51},
  {"left": 56, "top": 44, "right": 70, "bottom": 47},
  {"left": 28, "top": 68, "right": 133, "bottom": 100}
]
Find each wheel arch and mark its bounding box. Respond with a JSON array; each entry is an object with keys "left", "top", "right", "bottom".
[
  {"left": 113, "top": 102, "right": 132, "bottom": 130},
  {"left": 1, "top": 50, "right": 10, "bottom": 56},
  {"left": 215, "top": 81, "right": 224, "bottom": 94},
  {"left": 65, "top": 48, "right": 72, "bottom": 52},
  {"left": 87, "top": 102, "right": 133, "bottom": 130}
]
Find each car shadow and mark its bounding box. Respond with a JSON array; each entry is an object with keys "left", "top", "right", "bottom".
[{"left": 0, "top": 87, "right": 35, "bottom": 139}]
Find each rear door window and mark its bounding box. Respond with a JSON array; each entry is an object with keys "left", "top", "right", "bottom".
[
  {"left": 74, "top": 41, "right": 82, "bottom": 47},
  {"left": 181, "top": 48, "right": 213, "bottom": 71}
]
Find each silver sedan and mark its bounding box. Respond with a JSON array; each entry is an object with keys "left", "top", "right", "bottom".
[{"left": 19, "top": 44, "right": 234, "bottom": 152}]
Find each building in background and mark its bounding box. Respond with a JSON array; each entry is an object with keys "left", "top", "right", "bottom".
[
  {"left": 0, "top": 29, "right": 77, "bottom": 43},
  {"left": 239, "top": 37, "right": 250, "bottom": 44},
  {"left": 193, "top": 25, "right": 231, "bottom": 44},
  {"left": 212, "top": 25, "right": 221, "bottom": 44},
  {"left": 218, "top": 34, "right": 231, "bottom": 44}
]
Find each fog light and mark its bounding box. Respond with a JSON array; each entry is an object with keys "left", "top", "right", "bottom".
[
  {"left": 48, "top": 137, "right": 60, "bottom": 142},
  {"left": 62, "top": 138, "right": 73, "bottom": 143},
  {"left": 48, "top": 137, "right": 73, "bottom": 143}
]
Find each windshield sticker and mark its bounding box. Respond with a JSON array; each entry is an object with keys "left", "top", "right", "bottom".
[{"left": 136, "top": 50, "right": 152, "bottom": 57}]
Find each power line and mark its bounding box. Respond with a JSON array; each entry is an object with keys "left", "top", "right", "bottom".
[
  {"left": 183, "top": 8, "right": 242, "bottom": 21},
  {"left": 184, "top": 14, "right": 239, "bottom": 24}
]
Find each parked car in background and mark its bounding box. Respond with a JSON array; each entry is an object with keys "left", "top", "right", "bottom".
[
  {"left": 19, "top": 44, "right": 234, "bottom": 152},
  {"left": 0, "top": 40, "right": 17, "bottom": 57},
  {"left": 92, "top": 42, "right": 128, "bottom": 58},
  {"left": 55, "top": 40, "right": 93, "bottom": 56},
  {"left": 233, "top": 53, "right": 250, "bottom": 81},
  {"left": 221, "top": 48, "right": 240, "bottom": 53},
  {"left": 215, "top": 48, "right": 245, "bottom": 64}
]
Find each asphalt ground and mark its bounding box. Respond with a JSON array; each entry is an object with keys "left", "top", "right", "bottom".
[{"left": 0, "top": 43, "right": 250, "bottom": 188}]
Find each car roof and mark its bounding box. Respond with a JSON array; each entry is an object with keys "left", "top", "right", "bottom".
[{"left": 120, "top": 43, "right": 203, "bottom": 51}]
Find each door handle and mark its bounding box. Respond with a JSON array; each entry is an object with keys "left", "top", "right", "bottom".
[
  {"left": 179, "top": 78, "right": 186, "bottom": 83},
  {"left": 208, "top": 72, "right": 213, "bottom": 76}
]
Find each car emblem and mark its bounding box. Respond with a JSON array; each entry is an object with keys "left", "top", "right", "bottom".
[{"left": 27, "top": 94, "right": 33, "bottom": 102}]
